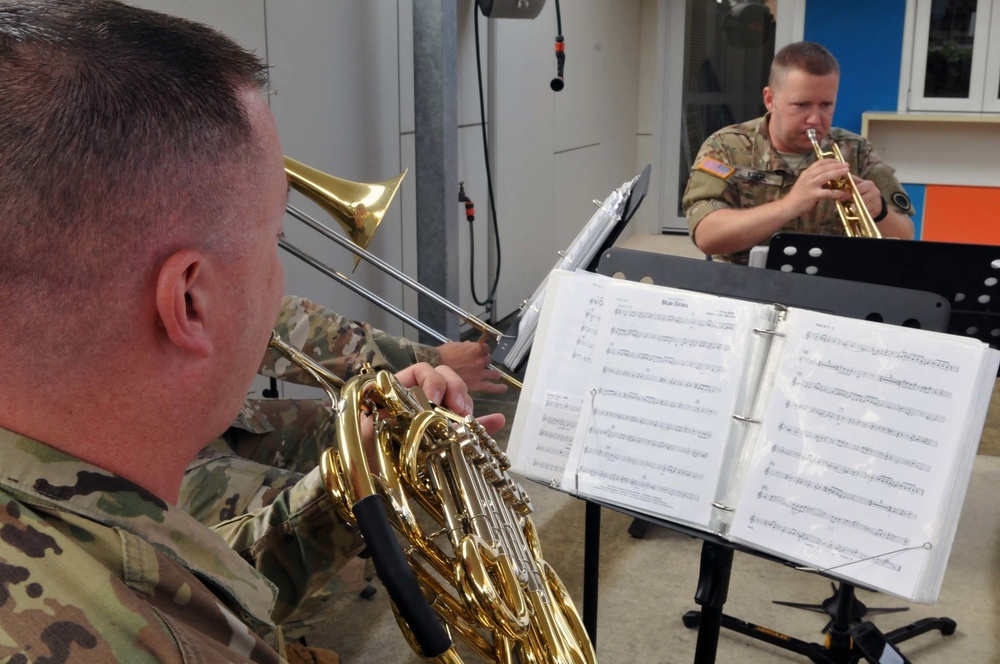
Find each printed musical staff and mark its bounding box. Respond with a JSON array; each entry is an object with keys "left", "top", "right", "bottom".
[
  {"left": 783, "top": 402, "right": 939, "bottom": 447},
  {"left": 595, "top": 387, "right": 717, "bottom": 415},
  {"left": 799, "top": 357, "right": 953, "bottom": 398},
  {"left": 591, "top": 410, "right": 712, "bottom": 440},
  {"left": 804, "top": 331, "right": 961, "bottom": 372},
  {"left": 612, "top": 307, "right": 736, "bottom": 330},
  {"left": 755, "top": 490, "right": 911, "bottom": 544},
  {"left": 777, "top": 423, "right": 931, "bottom": 471},
  {"left": 768, "top": 446, "right": 925, "bottom": 495},
  {"left": 747, "top": 515, "right": 902, "bottom": 572},
  {"left": 605, "top": 347, "right": 723, "bottom": 373},
  {"left": 584, "top": 446, "right": 704, "bottom": 480},
  {"left": 609, "top": 326, "right": 730, "bottom": 351},
  {"left": 584, "top": 428, "right": 708, "bottom": 458},
  {"left": 579, "top": 466, "right": 700, "bottom": 501},
  {"left": 791, "top": 377, "right": 945, "bottom": 422},
  {"left": 601, "top": 367, "right": 722, "bottom": 392}
]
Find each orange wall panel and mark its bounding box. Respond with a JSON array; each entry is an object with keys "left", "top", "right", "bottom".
[{"left": 921, "top": 185, "right": 1000, "bottom": 245}]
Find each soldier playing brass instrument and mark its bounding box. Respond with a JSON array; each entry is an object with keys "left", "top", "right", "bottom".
[
  {"left": 683, "top": 41, "right": 914, "bottom": 265},
  {"left": 0, "top": 2, "right": 500, "bottom": 662}
]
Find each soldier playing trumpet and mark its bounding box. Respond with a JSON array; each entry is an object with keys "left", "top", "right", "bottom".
[{"left": 683, "top": 41, "right": 915, "bottom": 265}]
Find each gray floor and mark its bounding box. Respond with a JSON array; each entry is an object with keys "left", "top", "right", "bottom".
[{"left": 309, "top": 234, "right": 1000, "bottom": 663}]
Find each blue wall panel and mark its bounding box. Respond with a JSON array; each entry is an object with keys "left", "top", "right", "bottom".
[
  {"left": 803, "top": 1, "right": 907, "bottom": 134},
  {"left": 903, "top": 183, "right": 926, "bottom": 239}
]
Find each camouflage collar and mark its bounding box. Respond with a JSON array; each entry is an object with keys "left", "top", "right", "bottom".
[
  {"left": 0, "top": 428, "right": 279, "bottom": 628},
  {"left": 752, "top": 113, "right": 816, "bottom": 175}
]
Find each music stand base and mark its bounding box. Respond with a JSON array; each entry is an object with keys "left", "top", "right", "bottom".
[{"left": 682, "top": 606, "right": 956, "bottom": 664}]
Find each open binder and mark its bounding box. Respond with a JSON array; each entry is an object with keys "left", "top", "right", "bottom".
[{"left": 508, "top": 269, "right": 999, "bottom": 604}]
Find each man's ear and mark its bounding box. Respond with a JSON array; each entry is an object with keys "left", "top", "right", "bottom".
[
  {"left": 156, "top": 249, "right": 213, "bottom": 357},
  {"left": 762, "top": 86, "right": 774, "bottom": 112}
]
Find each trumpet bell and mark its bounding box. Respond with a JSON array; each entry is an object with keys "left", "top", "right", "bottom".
[{"left": 284, "top": 156, "right": 407, "bottom": 264}]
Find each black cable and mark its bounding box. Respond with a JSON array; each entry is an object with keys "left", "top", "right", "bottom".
[{"left": 469, "top": 10, "right": 502, "bottom": 309}]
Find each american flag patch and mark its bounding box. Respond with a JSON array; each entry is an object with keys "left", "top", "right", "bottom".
[{"left": 696, "top": 157, "right": 735, "bottom": 179}]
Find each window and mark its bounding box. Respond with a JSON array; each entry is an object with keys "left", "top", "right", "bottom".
[{"left": 907, "top": 0, "right": 1000, "bottom": 112}]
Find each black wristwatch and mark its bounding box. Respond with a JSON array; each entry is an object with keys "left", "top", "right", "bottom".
[{"left": 872, "top": 196, "right": 888, "bottom": 223}]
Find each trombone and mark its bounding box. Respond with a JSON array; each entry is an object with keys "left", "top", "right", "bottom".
[{"left": 283, "top": 157, "right": 522, "bottom": 390}]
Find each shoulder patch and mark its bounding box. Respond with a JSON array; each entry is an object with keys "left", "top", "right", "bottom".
[
  {"left": 695, "top": 157, "right": 735, "bottom": 180},
  {"left": 891, "top": 191, "right": 912, "bottom": 213}
]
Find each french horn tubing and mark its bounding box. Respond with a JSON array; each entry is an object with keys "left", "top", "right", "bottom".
[
  {"left": 268, "top": 332, "right": 597, "bottom": 664},
  {"left": 282, "top": 157, "right": 521, "bottom": 389},
  {"left": 805, "top": 129, "right": 882, "bottom": 239}
]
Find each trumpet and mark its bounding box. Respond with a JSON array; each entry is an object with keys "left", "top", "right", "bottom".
[
  {"left": 805, "top": 128, "right": 882, "bottom": 239},
  {"left": 268, "top": 331, "right": 596, "bottom": 664}
]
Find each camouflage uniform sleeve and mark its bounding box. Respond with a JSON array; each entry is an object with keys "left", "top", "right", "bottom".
[
  {"left": 211, "top": 466, "right": 365, "bottom": 625},
  {"left": 682, "top": 131, "right": 744, "bottom": 236},
  {"left": 261, "top": 295, "right": 437, "bottom": 384},
  {"left": 849, "top": 136, "right": 915, "bottom": 218},
  {"left": 373, "top": 326, "right": 440, "bottom": 368}
]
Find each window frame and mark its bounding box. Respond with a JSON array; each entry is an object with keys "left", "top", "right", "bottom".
[{"left": 904, "top": 0, "right": 999, "bottom": 113}]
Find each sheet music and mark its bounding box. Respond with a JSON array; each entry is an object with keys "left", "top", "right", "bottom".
[
  {"left": 507, "top": 270, "right": 616, "bottom": 485},
  {"left": 503, "top": 178, "right": 636, "bottom": 369},
  {"left": 728, "top": 308, "right": 994, "bottom": 600},
  {"left": 562, "top": 279, "right": 765, "bottom": 528}
]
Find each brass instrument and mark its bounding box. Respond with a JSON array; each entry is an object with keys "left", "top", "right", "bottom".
[
  {"left": 805, "top": 129, "right": 882, "bottom": 238},
  {"left": 282, "top": 157, "right": 521, "bottom": 389},
  {"left": 268, "top": 332, "right": 597, "bottom": 664}
]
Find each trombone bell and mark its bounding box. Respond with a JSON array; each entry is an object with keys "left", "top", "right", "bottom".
[{"left": 284, "top": 155, "right": 407, "bottom": 260}]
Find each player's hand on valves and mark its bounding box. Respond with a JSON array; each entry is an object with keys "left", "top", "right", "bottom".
[
  {"left": 395, "top": 363, "right": 506, "bottom": 435},
  {"left": 783, "top": 159, "right": 852, "bottom": 218},
  {"left": 850, "top": 175, "right": 884, "bottom": 217},
  {"left": 437, "top": 341, "right": 507, "bottom": 394}
]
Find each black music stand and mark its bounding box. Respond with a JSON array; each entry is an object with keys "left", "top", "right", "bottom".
[
  {"left": 766, "top": 233, "right": 1000, "bottom": 370},
  {"left": 582, "top": 248, "right": 955, "bottom": 664}
]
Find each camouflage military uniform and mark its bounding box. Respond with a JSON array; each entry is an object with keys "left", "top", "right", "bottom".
[
  {"left": 180, "top": 295, "right": 439, "bottom": 638},
  {"left": 682, "top": 114, "right": 913, "bottom": 265},
  {"left": 0, "top": 428, "right": 363, "bottom": 662},
  {"left": 182, "top": 295, "right": 439, "bottom": 527}
]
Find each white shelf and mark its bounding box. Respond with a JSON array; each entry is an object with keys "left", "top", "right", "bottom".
[{"left": 861, "top": 112, "right": 1000, "bottom": 187}]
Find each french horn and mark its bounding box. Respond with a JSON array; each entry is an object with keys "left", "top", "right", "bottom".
[{"left": 267, "top": 332, "right": 596, "bottom": 663}]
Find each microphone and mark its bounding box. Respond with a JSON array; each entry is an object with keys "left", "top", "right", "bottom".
[{"left": 550, "top": 35, "right": 565, "bottom": 91}]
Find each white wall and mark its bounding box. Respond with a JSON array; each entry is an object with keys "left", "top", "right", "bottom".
[{"left": 127, "top": 0, "right": 645, "bottom": 337}]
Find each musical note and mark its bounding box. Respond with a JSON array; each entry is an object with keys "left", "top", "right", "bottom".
[
  {"left": 612, "top": 307, "right": 736, "bottom": 330},
  {"left": 784, "top": 403, "right": 939, "bottom": 447},
  {"left": 600, "top": 367, "right": 722, "bottom": 392},
  {"left": 799, "top": 357, "right": 953, "bottom": 398},
  {"left": 746, "top": 515, "right": 903, "bottom": 571},
  {"left": 582, "top": 446, "right": 704, "bottom": 480},
  {"left": 790, "top": 377, "right": 945, "bottom": 422},
  {"left": 804, "top": 332, "right": 961, "bottom": 372},
  {"left": 608, "top": 327, "right": 730, "bottom": 351},
  {"left": 595, "top": 387, "right": 716, "bottom": 415},
  {"left": 579, "top": 466, "right": 700, "bottom": 501},
  {"left": 776, "top": 423, "right": 931, "bottom": 471},
  {"left": 768, "top": 448, "right": 925, "bottom": 496},
  {"left": 605, "top": 347, "right": 723, "bottom": 373},
  {"left": 586, "top": 427, "right": 709, "bottom": 458},
  {"left": 591, "top": 410, "right": 712, "bottom": 439}
]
